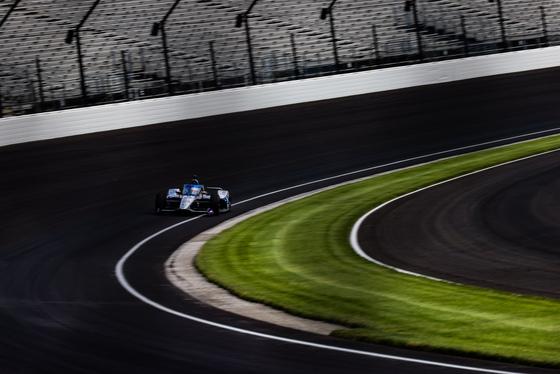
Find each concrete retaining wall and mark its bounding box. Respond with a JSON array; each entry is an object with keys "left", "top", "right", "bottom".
[{"left": 2, "top": 46, "right": 560, "bottom": 147}]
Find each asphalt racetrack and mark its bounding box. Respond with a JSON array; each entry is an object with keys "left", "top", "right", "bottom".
[
  {"left": 2, "top": 67, "right": 560, "bottom": 373},
  {"left": 357, "top": 149, "right": 560, "bottom": 300}
]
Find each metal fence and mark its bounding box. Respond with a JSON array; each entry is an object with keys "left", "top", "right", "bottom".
[{"left": 1, "top": 4, "right": 558, "bottom": 118}]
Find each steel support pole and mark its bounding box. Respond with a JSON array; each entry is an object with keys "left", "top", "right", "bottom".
[
  {"left": 320, "top": 2, "right": 339, "bottom": 73},
  {"left": 290, "top": 33, "right": 300, "bottom": 77},
  {"left": 540, "top": 6, "right": 549, "bottom": 47},
  {"left": 372, "top": 24, "right": 380, "bottom": 66},
  {"left": 150, "top": 0, "right": 182, "bottom": 95},
  {"left": 78, "top": 0, "right": 101, "bottom": 103},
  {"left": 244, "top": 16, "right": 256, "bottom": 85},
  {"left": 209, "top": 41, "right": 219, "bottom": 88},
  {"left": 328, "top": 12, "right": 339, "bottom": 72},
  {"left": 65, "top": 0, "right": 101, "bottom": 105},
  {"left": 35, "top": 57, "right": 45, "bottom": 111},
  {"left": 160, "top": 24, "right": 173, "bottom": 94},
  {"left": 234, "top": 0, "right": 259, "bottom": 85},
  {"left": 121, "top": 51, "right": 130, "bottom": 100},
  {"left": 75, "top": 29, "right": 88, "bottom": 103},
  {"left": 493, "top": 0, "right": 507, "bottom": 51},
  {"left": 164, "top": 0, "right": 182, "bottom": 22},
  {"left": 0, "top": 0, "right": 22, "bottom": 29},
  {"left": 411, "top": 1, "right": 423, "bottom": 61}
]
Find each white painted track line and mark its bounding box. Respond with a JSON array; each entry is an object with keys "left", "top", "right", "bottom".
[{"left": 350, "top": 149, "right": 560, "bottom": 284}]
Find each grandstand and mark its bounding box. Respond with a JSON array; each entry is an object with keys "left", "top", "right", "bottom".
[{"left": 0, "top": 0, "right": 558, "bottom": 116}]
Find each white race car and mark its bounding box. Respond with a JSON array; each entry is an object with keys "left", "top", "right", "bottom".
[{"left": 155, "top": 184, "right": 231, "bottom": 216}]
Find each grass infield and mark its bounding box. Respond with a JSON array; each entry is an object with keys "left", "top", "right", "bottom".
[{"left": 195, "top": 135, "right": 560, "bottom": 368}]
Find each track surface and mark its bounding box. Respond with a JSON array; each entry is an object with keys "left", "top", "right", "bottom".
[
  {"left": 358, "top": 150, "right": 560, "bottom": 300},
  {"left": 2, "top": 68, "right": 560, "bottom": 373}
]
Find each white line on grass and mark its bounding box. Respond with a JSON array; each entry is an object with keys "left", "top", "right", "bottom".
[
  {"left": 350, "top": 148, "right": 560, "bottom": 284},
  {"left": 115, "top": 131, "right": 560, "bottom": 374}
]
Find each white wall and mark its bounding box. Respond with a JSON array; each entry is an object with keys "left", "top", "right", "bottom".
[{"left": 2, "top": 46, "right": 560, "bottom": 147}]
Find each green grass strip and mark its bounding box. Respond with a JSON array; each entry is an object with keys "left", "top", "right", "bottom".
[{"left": 196, "top": 135, "right": 560, "bottom": 368}]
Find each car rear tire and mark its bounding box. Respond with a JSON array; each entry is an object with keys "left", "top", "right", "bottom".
[{"left": 210, "top": 193, "right": 221, "bottom": 216}]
